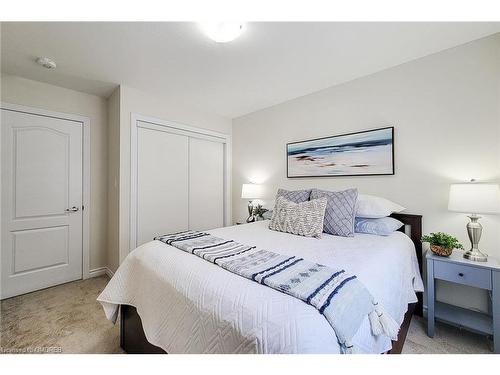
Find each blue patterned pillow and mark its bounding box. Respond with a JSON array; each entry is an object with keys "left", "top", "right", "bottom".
[
  {"left": 310, "top": 188, "right": 358, "bottom": 237},
  {"left": 354, "top": 217, "right": 404, "bottom": 236},
  {"left": 276, "top": 188, "right": 311, "bottom": 203}
]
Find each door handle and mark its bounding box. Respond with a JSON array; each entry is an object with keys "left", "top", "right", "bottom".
[{"left": 65, "top": 206, "right": 80, "bottom": 212}]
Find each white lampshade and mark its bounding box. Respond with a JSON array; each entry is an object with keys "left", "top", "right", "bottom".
[
  {"left": 241, "top": 183, "right": 264, "bottom": 199},
  {"left": 448, "top": 183, "right": 500, "bottom": 214}
]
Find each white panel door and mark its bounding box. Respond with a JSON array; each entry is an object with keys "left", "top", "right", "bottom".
[
  {"left": 1, "top": 109, "right": 83, "bottom": 299},
  {"left": 136, "top": 126, "right": 189, "bottom": 246},
  {"left": 189, "top": 137, "right": 224, "bottom": 231}
]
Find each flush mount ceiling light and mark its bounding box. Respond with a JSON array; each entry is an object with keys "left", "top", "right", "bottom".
[
  {"left": 36, "top": 57, "right": 57, "bottom": 69},
  {"left": 199, "top": 22, "right": 245, "bottom": 43}
]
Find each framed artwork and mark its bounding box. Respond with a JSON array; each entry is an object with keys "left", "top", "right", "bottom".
[{"left": 286, "top": 126, "right": 394, "bottom": 178}]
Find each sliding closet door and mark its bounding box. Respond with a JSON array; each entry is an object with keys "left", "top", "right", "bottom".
[
  {"left": 189, "top": 137, "right": 224, "bottom": 231},
  {"left": 137, "top": 126, "right": 189, "bottom": 245}
]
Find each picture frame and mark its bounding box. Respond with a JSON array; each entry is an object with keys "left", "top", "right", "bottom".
[{"left": 286, "top": 126, "right": 394, "bottom": 178}]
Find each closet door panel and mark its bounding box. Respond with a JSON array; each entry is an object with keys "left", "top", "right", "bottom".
[
  {"left": 137, "top": 128, "right": 189, "bottom": 245},
  {"left": 189, "top": 138, "right": 224, "bottom": 231}
]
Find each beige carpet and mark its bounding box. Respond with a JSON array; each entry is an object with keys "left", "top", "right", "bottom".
[
  {"left": 403, "top": 315, "right": 492, "bottom": 354},
  {"left": 1, "top": 276, "right": 121, "bottom": 354},
  {"left": 0, "top": 276, "right": 493, "bottom": 354}
]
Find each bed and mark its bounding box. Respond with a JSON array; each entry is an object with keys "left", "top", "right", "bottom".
[{"left": 98, "top": 213, "right": 424, "bottom": 354}]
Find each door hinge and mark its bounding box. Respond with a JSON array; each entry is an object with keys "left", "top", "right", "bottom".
[{"left": 82, "top": 205, "right": 85, "bottom": 211}]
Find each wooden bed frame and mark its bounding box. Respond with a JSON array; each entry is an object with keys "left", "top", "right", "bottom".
[{"left": 120, "top": 213, "right": 423, "bottom": 354}]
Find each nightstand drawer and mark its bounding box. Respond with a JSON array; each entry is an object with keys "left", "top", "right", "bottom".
[{"left": 434, "top": 261, "right": 491, "bottom": 290}]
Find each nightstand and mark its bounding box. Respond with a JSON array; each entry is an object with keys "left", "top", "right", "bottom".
[{"left": 426, "top": 251, "right": 500, "bottom": 353}]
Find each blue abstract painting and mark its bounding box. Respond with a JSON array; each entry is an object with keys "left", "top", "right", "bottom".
[{"left": 287, "top": 127, "right": 394, "bottom": 177}]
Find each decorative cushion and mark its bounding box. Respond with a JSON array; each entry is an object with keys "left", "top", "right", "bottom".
[
  {"left": 310, "top": 188, "right": 358, "bottom": 237},
  {"left": 276, "top": 188, "right": 311, "bottom": 203},
  {"left": 356, "top": 194, "right": 406, "bottom": 218},
  {"left": 269, "top": 196, "right": 327, "bottom": 238},
  {"left": 354, "top": 217, "right": 404, "bottom": 236}
]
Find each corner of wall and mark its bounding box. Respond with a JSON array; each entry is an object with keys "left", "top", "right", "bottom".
[{"left": 106, "top": 86, "right": 121, "bottom": 273}]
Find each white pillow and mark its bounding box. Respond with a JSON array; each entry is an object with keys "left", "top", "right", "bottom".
[{"left": 355, "top": 194, "right": 405, "bottom": 218}]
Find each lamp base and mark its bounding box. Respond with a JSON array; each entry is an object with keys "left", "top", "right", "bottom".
[
  {"left": 463, "top": 249, "right": 488, "bottom": 262},
  {"left": 246, "top": 201, "right": 255, "bottom": 223},
  {"left": 464, "top": 214, "right": 487, "bottom": 262}
]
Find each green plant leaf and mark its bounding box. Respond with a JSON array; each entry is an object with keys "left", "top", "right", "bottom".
[{"left": 421, "top": 232, "right": 464, "bottom": 250}]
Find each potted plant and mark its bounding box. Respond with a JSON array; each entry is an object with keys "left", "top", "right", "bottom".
[
  {"left": 421, "top": 232, "right": 464, "bottom": 257},
  {"left": 253, "top": 204, "right": 269, "bottom": 221}
]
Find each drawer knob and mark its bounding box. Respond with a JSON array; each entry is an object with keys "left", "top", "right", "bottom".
[{"left": 458, "top": 272, "right": 464, "bottom": 277}]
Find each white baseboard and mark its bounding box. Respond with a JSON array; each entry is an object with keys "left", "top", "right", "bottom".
[
  {"left": 105, "top": 267, "right": 114, "bottom": 278},
  {"left": 89, "top": 267, "right": 114, "bottom": 279}
]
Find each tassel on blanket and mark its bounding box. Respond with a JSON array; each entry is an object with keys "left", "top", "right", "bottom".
[
  {"left": 368, "top": 309, "right": 383, "bottom": 336},
  {"left": 369, "top": 303, "right": 399, "bottom": 341},
  {"left": 346, "top": 303, "right": 399, "bottom": 353}
]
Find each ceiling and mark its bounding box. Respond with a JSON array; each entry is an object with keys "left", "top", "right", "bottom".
[{"left": 2, "top": 22, "right": 499, "bottom": 118}]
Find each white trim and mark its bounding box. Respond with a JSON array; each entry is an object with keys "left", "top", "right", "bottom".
[
  {"left": 0, "top": 102, "right": 89, "bottom": 124},
  {"left": 134, "top": 114, "right": 229, "bottom": 141},
  {"left": 1, "top": 102, "right": 92, "bottom": 280},
  {"left": 89, "top": 266, "right": 114, "bottom": 279},
  {"left": 82, "top": 114, "right": 91, "bottom": 279},
  {"left": 223, "top": 139, "right": 232, "bottom": 230},
  {"left": 105, "top": 267, "right": 115, "bottom": 278},
  {"left": 89, "top": 267, "right": 107, "bottom": 277},
  {"left": 129, "top": 113, "right": 232, "bottom": 252}
]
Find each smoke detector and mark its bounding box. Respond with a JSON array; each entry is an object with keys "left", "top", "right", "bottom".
[{"left": 36, "top": 57, "right": 57, "bottom": 69}]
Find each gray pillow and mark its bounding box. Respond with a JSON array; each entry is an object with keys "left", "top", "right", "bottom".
[
  {"left": 354, "top": 217, "right": 404, "bottom": 236},
  {"left": 269, "top": 196, "right": 327, "bottom": 238},
  {"left": 276, "top": 188, "right": 311, "bottom": 203},
  {"left": 310, "top": 188, "right": 358, "bottom": 237}
]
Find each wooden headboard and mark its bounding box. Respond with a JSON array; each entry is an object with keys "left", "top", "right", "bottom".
[{"left": 390, "top": 213, "right": 423, "bottom": 316}]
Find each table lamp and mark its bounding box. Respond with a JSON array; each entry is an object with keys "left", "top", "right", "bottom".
[
  {"left": 241, "top": 183, "right": 264, "bottom": 223},
  {"left": 448, "top": 181, "right": 499, "bottom": 262}
]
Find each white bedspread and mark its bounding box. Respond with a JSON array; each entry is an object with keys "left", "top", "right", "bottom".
[{"left": 98, "top": 221, "right": 424, "bottom": 354}]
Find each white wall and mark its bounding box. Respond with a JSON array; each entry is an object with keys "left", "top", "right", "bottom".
[
  {"left": 108, "top": 85, "right": 232, "bottom": 270},
  {"left": 232, "top": 34, "right": 500, "bottom": 313},
  {"left": 1, "top": 74, "right": 110, "bottom": 272}
]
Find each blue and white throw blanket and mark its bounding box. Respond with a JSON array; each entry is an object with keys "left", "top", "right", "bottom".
[{"left": 155, "top": 231, "right": 399, "bottom": 353}]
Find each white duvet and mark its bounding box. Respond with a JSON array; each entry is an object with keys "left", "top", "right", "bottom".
[{"left": 98, "top": 221, "right": 424, "bottom": 354}]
